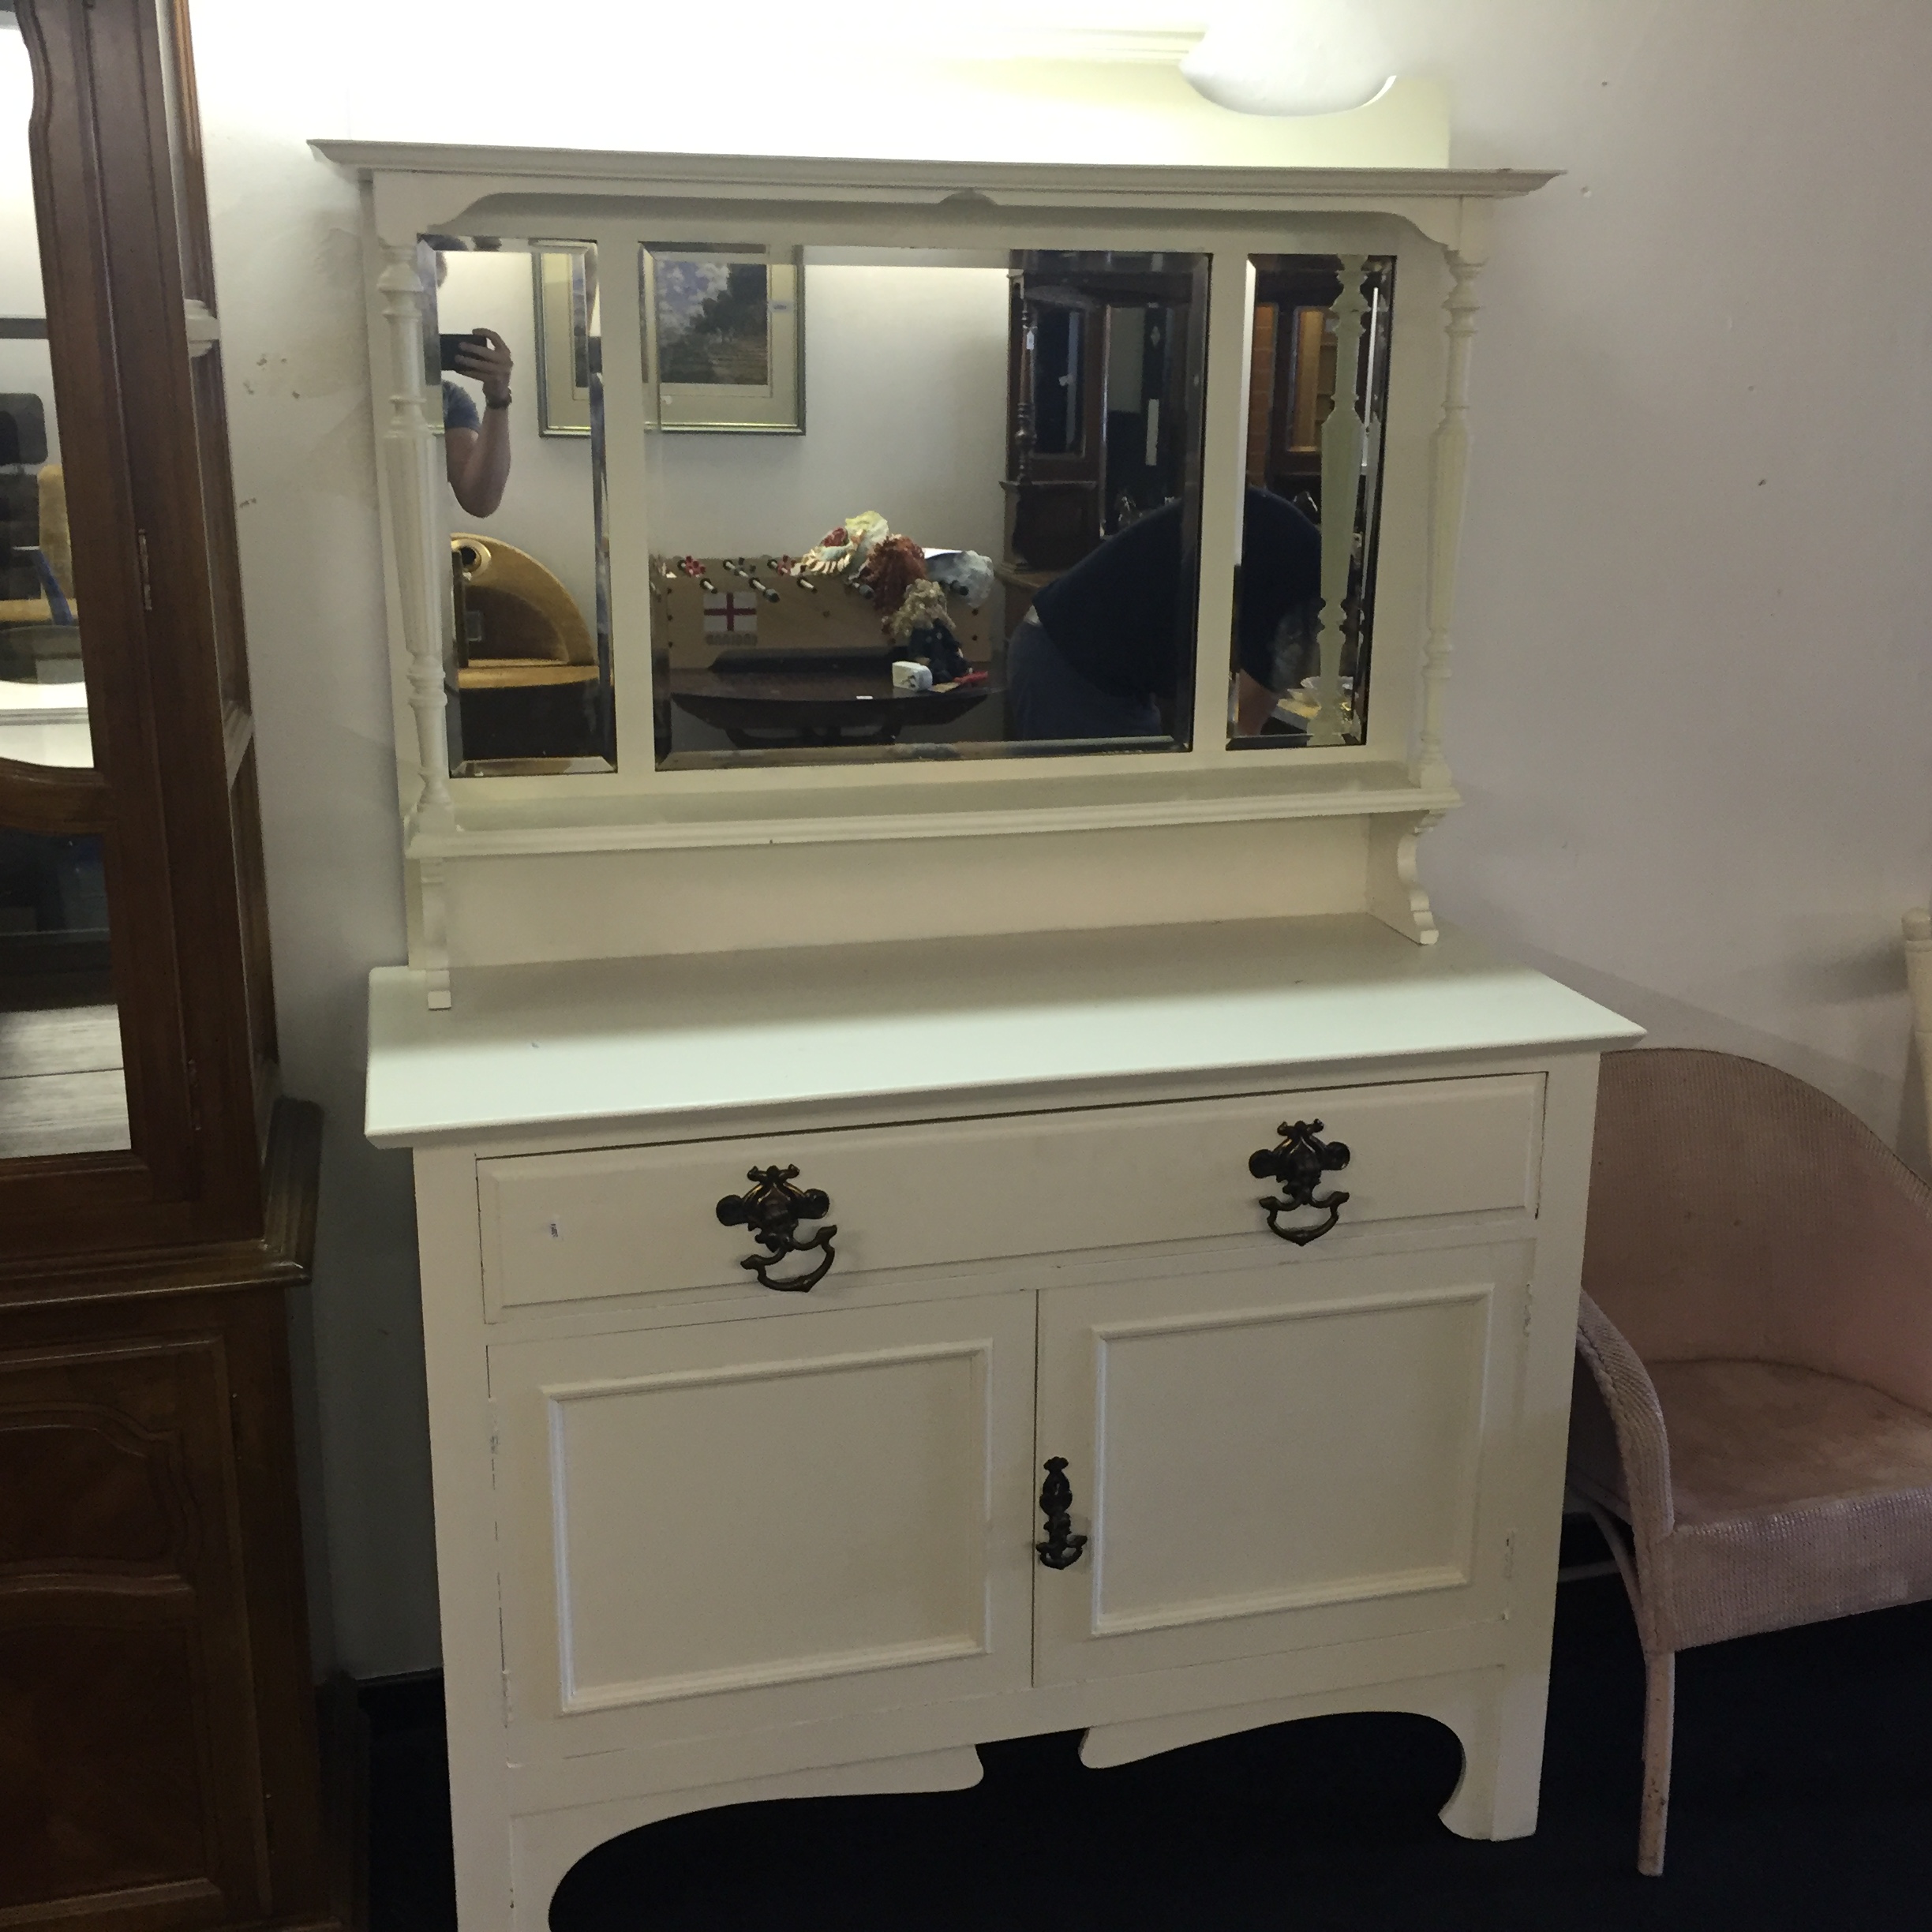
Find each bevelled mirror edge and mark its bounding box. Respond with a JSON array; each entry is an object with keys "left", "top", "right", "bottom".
[
  {"left": 418, "top": 233, "right": 614, "bottom": 781},
  {"left": 1226, "top": 252, "right": 1396, "bottom": 753}
]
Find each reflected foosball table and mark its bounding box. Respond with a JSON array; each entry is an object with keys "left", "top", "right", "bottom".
[
  {"left": 668, "top": 655, "right": 995, "bottom": 748},
  {"left": 653, "top": 556, "right": 998, "bottom": 751}
]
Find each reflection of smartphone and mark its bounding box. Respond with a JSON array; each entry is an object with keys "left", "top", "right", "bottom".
[{"left": 439, "top": 330, "right": 487, "bottom": 371}]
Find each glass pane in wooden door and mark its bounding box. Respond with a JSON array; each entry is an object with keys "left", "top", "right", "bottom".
[
  {"left": 0, "top": 826, "right": 126, "bottom": 1155},
  {"left": 0, "top": 19, "right": 89, "bottom": 767}
]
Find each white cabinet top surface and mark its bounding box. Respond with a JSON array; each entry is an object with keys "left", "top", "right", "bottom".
[{"left": 365, "top": 916, "right": 1640, "bottom": 1150}]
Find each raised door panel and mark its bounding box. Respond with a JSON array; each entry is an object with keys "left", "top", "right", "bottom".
[
  {"left": 0, "top": 1333, "right": 267, "bottom": 1932},
  {"left": 1033, "top": 1244, "right": 1530, "bottom": 1687},
  {"left": 480, "top": 1073, "right": 1544, "bottom": 1312},
  {"left": 0, "top": 1609, "right": 226, "bottom": 1929},
  {"left": 492, "top": 1294, "right": 1035, "bottom": 1758}
]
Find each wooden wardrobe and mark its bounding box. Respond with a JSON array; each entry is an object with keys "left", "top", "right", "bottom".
[{"left": 0, "top": 5, "right": 340, "bottom": 1930}]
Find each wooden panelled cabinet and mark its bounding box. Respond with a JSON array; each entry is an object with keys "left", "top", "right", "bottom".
[
  {"left": 0, "top": 6, "right": 339, "bottom": 1930},
  {"left": 0, "top": 1107, "right": 335, "bottom": 1932}
]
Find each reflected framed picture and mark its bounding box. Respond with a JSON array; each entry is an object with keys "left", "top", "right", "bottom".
[
  {"left": 532, "top": 245, "right": 597, "bottom": 436},
  {"left": 641, "top": 245, "right": 803, "bottom": 434}
]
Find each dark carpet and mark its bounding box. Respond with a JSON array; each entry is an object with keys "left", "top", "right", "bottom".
[{"left": 366, "top": 1544, "right": 1932, "bottom": 1930}]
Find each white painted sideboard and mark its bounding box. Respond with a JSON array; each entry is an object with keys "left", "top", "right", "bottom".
[
  {"left": 367, "top": 916, "right": 1639, "bottom": 1927},
  {"left": 328, "top": 99, "right": 1634, "bottom": 1926}
]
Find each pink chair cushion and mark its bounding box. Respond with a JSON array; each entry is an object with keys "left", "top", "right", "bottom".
[
  {"left": 1642, "top": 1358, "right": 1932, "bottom": 1649},
  {"left": 1652, "top": 1359, "right": 1932, "bottom": 1522}
]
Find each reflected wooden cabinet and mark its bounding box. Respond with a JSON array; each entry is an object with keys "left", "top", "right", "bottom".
[
  {"left": 0, "top": 6, "right": 339, "bottom": 1931},
  {"left": 1002, "top": 253, "right": 1206, "bottom": 575}
]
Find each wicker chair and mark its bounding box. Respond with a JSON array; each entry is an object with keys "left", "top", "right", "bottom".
[{"left": 1569, "top": 1047, "right": 1932, "bottom": 1874}]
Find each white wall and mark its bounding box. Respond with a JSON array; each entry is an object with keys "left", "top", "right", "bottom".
[
  {"left": 1383, "top": 0, "right": 1932, "bottom": 1155},
  {"left": 189, "top": 9, "right": 434, "bottom": 1675},
  {"left": 182, "top": 0, "right": 1932, "bottom": 1675},
  {"left": 650, "top": 265, "right": 1008, "bottom": 563}
]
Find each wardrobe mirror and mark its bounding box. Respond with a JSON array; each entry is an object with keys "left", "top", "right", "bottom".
[{"left": 0, "top": 826, "right": 125, "bottom": 1156}]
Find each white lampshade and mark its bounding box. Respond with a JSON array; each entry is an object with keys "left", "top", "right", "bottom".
[{"left": 1181, "top": 0, "right": 1396, "bottom": 118}]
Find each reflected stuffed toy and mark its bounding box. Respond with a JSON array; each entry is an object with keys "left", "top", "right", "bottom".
[
  {"left": 856, "top": 537, "right": 971, "bottom": 683},
  {"left": 886, "top": 578, "right": 970, "bottom": 683},
  {"left": 790, "top": 511, "right": 889, "bottom": 580},
  {"left": 855, "top": 534, "right": 927, "bottom": 619},
  {"left": 924, "top": 549, "right": 994, "bottom": 611}
]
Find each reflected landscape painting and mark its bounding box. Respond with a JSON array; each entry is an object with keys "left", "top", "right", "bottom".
[
  {"left": 655, "top": 258, "right": 771, "bottom": 385},
  {"left": 643, "top": 245, "right": 803, "bottom": 433}
]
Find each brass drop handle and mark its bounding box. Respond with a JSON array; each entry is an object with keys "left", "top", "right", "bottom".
[
  {"left": 1035, "top": 1458, "right": 1088, "bottom": 1571},
  {"left": 715, "top": 1165, "right": 838, "bottom": 1293},
  {"left": 1249, "top": 1119, "right": 1351, "bottom": 1246}
]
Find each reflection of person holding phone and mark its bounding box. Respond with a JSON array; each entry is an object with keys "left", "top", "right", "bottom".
[{"left": 442, "top": 328, "right": 514, "bottom": 517}]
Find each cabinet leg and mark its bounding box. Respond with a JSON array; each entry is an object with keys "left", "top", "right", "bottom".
[{"left": 1434, "top": 1667, "right": 1548, "bottom": 1843}]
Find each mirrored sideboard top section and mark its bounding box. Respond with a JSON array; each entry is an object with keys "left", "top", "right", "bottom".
[{"left": 417, "top": 227, "right": 1409, "bottom": 784}]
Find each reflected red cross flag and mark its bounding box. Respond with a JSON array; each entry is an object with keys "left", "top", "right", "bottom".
[{"left": 703, "top": 591, "right": 758, "bottom": 637}]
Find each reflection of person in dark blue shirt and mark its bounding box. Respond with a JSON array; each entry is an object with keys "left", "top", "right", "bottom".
[
  {"left": 1009, "top": 488, "right": 1322, "bottom": 740},
  {"left": 441, "top": 328, "right": 514, "bottom": 517}
]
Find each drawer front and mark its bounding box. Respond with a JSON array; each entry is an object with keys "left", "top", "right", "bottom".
[{"left": 481, "top": 1073, "right": 1544, "bottom": 1312}]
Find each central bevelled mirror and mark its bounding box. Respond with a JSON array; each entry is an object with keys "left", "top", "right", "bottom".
[{"left": 645, "top": 245, "right": 1210, "bottom": 769}]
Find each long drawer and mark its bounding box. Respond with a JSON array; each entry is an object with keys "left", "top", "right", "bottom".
[{"left": 477, "top": 1073, "right": 1544, "bottom": 1313}]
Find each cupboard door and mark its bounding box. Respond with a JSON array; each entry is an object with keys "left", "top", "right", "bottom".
[
  {"left": 0, "top": 1332, "right": 267, "bottom": 1932},
  {"left": 492, "top": 1294, "right": 1036, "bottom": 1755},
  {"left": 1033, "top": 1245, "right": 1530, "bottom": 1687}
]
